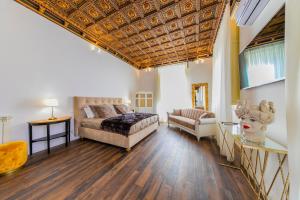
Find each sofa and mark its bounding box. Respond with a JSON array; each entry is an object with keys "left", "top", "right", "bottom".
[{"left": 167, "top": 108, "right": 217, "bottom": 141}]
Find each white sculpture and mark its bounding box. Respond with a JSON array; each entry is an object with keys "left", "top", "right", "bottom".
[{"left": 235, "top": 100, "right": 275, "bottom": 144}]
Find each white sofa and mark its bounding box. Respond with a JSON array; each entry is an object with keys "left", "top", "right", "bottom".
[{"left": 167, "top": 108, "right": 217, "bottom": 141}]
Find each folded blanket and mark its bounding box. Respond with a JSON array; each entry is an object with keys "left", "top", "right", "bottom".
[{"left": 100, "top": 113, "right": 157, "bottom": 136}]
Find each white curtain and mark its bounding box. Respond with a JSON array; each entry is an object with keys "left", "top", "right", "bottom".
[
  {"left": 286, "top": 0, "right": 300, "bottom": 198},
  {"left": 212, "top": 4, "right": 232, "bottom": 123},
  {"left": 240, "top": 41, "right": 285, "bottom": 88},
  {"left": 211, "top": 4, "right": 233, "bottom": 159},
  {"left": 156, "top": 63, "right": 191, "bottom": 122}
]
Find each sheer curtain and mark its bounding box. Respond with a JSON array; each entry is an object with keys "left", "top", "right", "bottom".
[
  {"left": 212, "top": 3, "right": 232, "bottom": 123},
  {"left": 285, "top": 0, "right": 300, "bottom": 198},
  {"left": 156, "top": 63, "right": 191, "bottom": 122},
  {"left": 211, "top": 4, "right": 233, "bottom": 159},
  {"left": 240, "top": 41, "right": 285, "bottom": 88}
]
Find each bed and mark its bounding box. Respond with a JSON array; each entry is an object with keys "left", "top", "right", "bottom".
[{"left": 73, "top": 97, "right": 159, "bottom": 151}]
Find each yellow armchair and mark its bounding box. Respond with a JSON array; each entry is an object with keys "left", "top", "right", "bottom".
[{"left": 0, "top": 141, "right": 28, "bottom": 174}]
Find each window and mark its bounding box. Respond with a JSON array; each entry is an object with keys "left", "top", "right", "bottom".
[{"left": 239, "top": 41, "right": 285, "bottom": 89}]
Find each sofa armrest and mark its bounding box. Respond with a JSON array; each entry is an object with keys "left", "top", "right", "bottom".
[
  {"left": 198, "top": 118, "right": 216, "bottom": 125},
  {"left": 167, "top": 112, "right": 171, "bottom": 117}
]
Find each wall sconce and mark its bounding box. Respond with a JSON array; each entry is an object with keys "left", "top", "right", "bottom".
[
  {"left": 90, "top": 44, "right": 96, "bottom": 51},
  {"left": 195, "top": 58, "right": 204, "bottom": 64},
  {"left": 144, "top": 67, "right": 152, "bottom": 72}
]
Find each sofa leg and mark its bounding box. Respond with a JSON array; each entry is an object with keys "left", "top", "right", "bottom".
[{"left": 197, "top": 136, "right": 200, "bottom": 141}]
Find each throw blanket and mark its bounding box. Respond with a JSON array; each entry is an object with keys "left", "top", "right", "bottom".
[{"left": 101, "top": 113, "right": 157, "bottom": 136}]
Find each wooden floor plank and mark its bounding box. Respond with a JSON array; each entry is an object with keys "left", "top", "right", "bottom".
[{"left": 0, "top": 125, "right": 255, "bottom": 200}]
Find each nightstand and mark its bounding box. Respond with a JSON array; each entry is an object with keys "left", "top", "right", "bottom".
[{"left": 28, "top": 116, "right": 71, "bottom": 155}]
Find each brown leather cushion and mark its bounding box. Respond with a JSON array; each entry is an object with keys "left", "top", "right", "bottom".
[
  {"left": 92, "top": 104, "right": 118, "bottom": 118},
  {"left": 113, "top": 104, "right": 129, "bottom": 114},
  {"left": 168, "top": 115, "right": 195, "bottom": 130}
]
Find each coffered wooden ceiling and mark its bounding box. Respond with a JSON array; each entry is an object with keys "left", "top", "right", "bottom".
[
  {"left": 16, "top": 0, "right": 226, "bottom": 69},
  {"left": 248, "top": 6, "right": 285, "bottom": 49}
]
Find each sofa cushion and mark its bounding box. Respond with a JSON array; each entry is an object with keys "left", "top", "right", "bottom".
[
  {"left": 181, "top": 109, "right": 205, "bottom": 120},
  {"left": 200, "top": 111, "right": 215, "bottom": 118},
  {"left": 172, "top": 109, "right": 181, "bottom": 116},
  {"left": 199, "top": 118, "right": 216, "bottom": 125},
  {"left": 168, "top": 115, "right": 195, "bottom": 130}
]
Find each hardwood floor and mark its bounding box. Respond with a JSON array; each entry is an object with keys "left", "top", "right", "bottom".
[{"left": 0, "top": 125, "right": 255, "bottom": 200}]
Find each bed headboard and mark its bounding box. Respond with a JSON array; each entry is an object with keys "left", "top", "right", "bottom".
[{"left": 73, "top": 96, "right": 123, "bottom": 135}]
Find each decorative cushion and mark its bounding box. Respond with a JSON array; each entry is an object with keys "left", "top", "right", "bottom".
[
  {"left": 113, "top": 104, "right": 129, "bottom": 114},
  {"left": 93, "top": 104, "right": 118, "bottom": 118},
  {"left": 201, "top": 112, "right": 215, "bottom": 118},
  {"left": 83, "top": 105, "right": 95, "bottom": 118}
]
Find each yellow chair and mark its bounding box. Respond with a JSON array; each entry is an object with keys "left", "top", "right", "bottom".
[{"left": 0, "top": 141, "right": 28, "bottom": 174}]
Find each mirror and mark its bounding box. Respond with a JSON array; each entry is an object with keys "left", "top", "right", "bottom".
[
  {"left": 239, "top": 6, "right": 285, "bottom": 89},
  {"left": 192, "top": 83, "right": 208, "bottom": 110}
]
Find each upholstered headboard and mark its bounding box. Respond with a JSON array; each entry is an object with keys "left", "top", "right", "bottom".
[{"left": 73, "top": 96, "right": 123, "bottom": 136}]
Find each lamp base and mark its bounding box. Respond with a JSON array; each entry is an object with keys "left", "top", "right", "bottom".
[{"left": 48, "top": 117, "right": 57, "bottom": 120}]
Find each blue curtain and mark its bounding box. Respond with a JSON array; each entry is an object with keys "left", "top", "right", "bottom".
[
  {"left": 239, "top": 41, "right": 285, "bottom": 89},
  {"left": 239, "top": 52, "right": 249, "bottom": 88}
]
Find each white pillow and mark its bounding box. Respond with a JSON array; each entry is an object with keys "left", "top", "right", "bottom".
[{"left": 83, "top": 105, "right": 95, "bottom": 118}]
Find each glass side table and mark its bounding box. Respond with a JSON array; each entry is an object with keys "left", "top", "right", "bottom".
[{"left": 218, "top": 122, "right": 289, "bottom": 200}]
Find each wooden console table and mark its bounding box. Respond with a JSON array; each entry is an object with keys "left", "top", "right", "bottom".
[
  {"left": 218, "top": 122, "right": 289, "bottom": 200},
  {"left": 28, "top": 116, "right": 71, "bottom": 155}
]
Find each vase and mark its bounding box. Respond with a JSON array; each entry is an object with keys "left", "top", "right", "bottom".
[{"left": 240, "top": 121, "right": 266, "bottom": 144}]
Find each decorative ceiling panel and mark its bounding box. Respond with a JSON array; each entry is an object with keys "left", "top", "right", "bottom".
[
  {"left": 16, "top": 0, "right": 226, "bottom": 68},
  {"left": 248, "top": 6, "right": 284, "bottom": 49}
]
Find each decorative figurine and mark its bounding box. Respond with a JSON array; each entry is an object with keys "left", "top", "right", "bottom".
[{"left": 235, "top": 100, "right": 275, "bottom": 144}]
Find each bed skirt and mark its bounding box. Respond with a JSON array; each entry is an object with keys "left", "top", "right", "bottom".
[{"left": 78, "top": 122, "right": 159, "bottom": 150}]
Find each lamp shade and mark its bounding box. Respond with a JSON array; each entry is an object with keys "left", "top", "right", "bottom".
[
  {"left": 44, "top": 99, "right": 58, "bottom": 107},
  {"left": 126, "top": 100, "right": 132, "bottom": 105},
  {"left": 123, "top": 99, "right": 131, "bottom": 105}
]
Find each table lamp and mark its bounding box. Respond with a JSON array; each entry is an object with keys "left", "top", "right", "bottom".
[
  {"left": 0, "top": 116, "right": 12, "bottom": 144},
  {"left": 44, "top": 99, "right": 58, "bottom": 120}
]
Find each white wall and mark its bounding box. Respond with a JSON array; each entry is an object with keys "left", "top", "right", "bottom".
[
  {"left": 0, "top": 1, "right": 138, "bottom": 153},
  {"left": 136, "top": 70, "right": 157, "bottom": 93},
  {"left": 136, "top": 59, "right": 213, "bottom": 113},
  {"left": 240, "top": 81, "right": 287, "bottom": 145},
  {"left": 285, "top": 0, "right": 300, "bottom": 198},
  {"left": 187, "top": 58, "right": 213, "bottom": 110}
]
